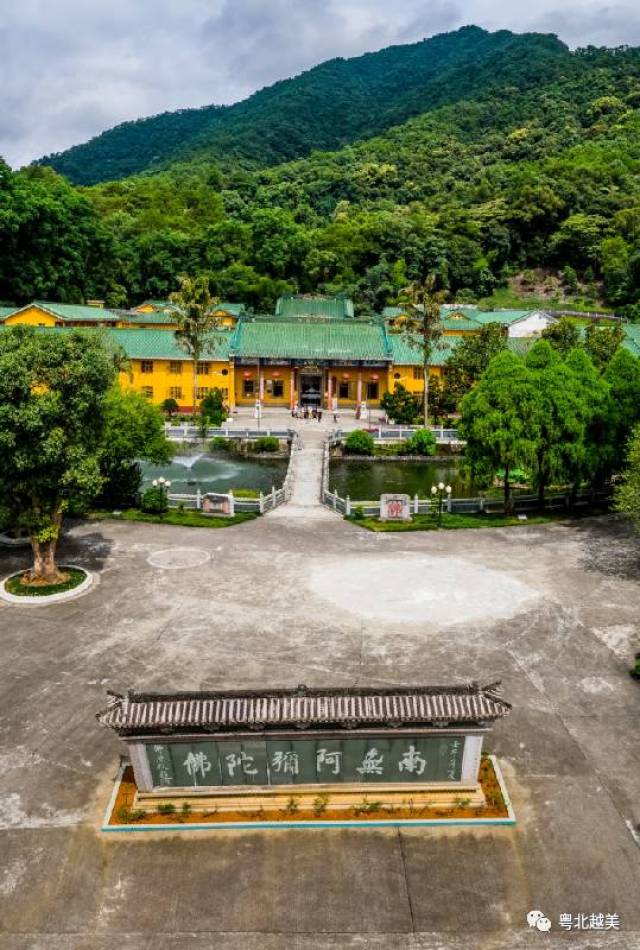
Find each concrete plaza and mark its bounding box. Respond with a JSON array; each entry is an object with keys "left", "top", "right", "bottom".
[{"left": 0, "top": 509, "right": 639, "bottom": 949}]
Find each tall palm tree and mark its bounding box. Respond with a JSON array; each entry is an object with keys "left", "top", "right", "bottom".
[
  {"left": 170, "top": 276, "right": 219, "bottom": 417},
  {"left": 397, "top": 276, "right": 445, "bottom": 425}
]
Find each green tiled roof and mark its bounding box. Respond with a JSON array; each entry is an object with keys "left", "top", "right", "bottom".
[
  {"left": 30, "top": 301, "right": 121, "bottom": 322},
  {"left": 110, "top": 329, "right": 231, "bottom": 361},
  {"left": 506, "top": 337, "right": 536, "bottom": 357},
  {"left": 0, "top": 307, "right": 15, "bottom": 320},
  {"left": 471, "top": 309, "right": 538, "bottom": 326},
  {"left": 440, "top": 313, "right": 483, "bottom": 332},
  {"left": 388, "top": 332, "right": 460, "bottom": 367},
  {"left": 623, "top": 324, "right": 640, "bottom": 356},
  {"left": 276, "top": 295, "right": 354, "bottom": 319},
  {"left": 233, "top": 317, "right": 389, "bottom": 360},
  {"left": 124, "top": 311, "right": 176, "bottom": 326}
]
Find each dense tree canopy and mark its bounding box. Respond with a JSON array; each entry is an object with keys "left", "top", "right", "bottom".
[
  {"left": 0, "top": 327, "right": 116, "bottom": 581},
  {"left": 2, "top": 31, "right": 640, "bottom": 313}
]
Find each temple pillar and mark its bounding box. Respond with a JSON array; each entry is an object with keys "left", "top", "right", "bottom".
[
  {"left": 290, "top": 368, "right": 296, "bottom": 408},
  {"left": 357, "top": 371, "right": 363, "bottom": 406}
]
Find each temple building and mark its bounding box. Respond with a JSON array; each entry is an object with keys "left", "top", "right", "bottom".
[{"left": 4, "top": 292, "right": 610, "bottom": 413}]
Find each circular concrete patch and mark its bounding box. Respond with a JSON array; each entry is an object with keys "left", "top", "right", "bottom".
[
  {"left": 0, "top": 565, "right": 94, "bottom": 606},
  {"left": 147, "top": 547, "right": 211, "bottom": 570},
  {"left": 309, "top": 554, "right": 539, "bottom": 626}
]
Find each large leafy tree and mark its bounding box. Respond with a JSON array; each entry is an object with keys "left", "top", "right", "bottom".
[
  {"left": 615, "top": 425, "right": 640, "bottom": 529},
  {"left": 602, "top": 348, "right": 640, "bottom": 475},
  {"left": 98, "top": 387, "right": 174, "bottom": 507},
  {"left": 563, "top": 347, "right": 611, "bottom": 496},
  {"left": 541, "top": 318, "right": 581, "bottom": 356},
  {"left": 584, "top": 324, "right": 625, "bottom": 371},
  {"left": 396, "top": 276, "right": 445, "bottom": 425},
  {"left": 0, "top": 327, "right": 115, "bottom": 583},
  {"left": 170, "top": 275, "right": 220, "bottom": 416},
  {"left": 0, "top": 161, "right": 117, "bottom": 304},
  {"left": 460, "top": 350, "right": 538, "bottom": 512},
  {"left": 525, "top": 340, "right": 589, "bottom": 505},
  {"left": 445, "top": 322, "right": 507, "bottom": 406}
]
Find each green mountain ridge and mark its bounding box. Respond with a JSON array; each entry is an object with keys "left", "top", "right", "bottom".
[
  {"left": 38, "top": 25, "right": 569, "bottom": 185},
  {"left": 2, "top": 27, "right": 640, "bottom": 315}
]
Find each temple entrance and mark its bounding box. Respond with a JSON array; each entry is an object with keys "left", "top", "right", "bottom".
[{"left": 299, "top": 373, "right": 323, "bottom": 406}]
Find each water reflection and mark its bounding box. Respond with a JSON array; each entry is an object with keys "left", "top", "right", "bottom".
[
  {"left": 140, "top": 452, "right": 288, "bottom": 494},
  {"left": 328, "top": 459, "right": 476, "bottom": 500}
]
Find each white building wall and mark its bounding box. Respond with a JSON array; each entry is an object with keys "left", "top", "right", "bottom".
[{"left": 508, "top": 311, "right": 556, "bottom": 338}]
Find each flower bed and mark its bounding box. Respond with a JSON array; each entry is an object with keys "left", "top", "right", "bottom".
[
  {"left": 4, "top": 566, "right": 87, "bottom": 597},
  {"left": 106, "top": 756, "right": 510, "bottom": 828}
]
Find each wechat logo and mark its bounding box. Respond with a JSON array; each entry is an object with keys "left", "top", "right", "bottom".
[{"left": 527, "top": 910, "right": 552, "bottom": 932}]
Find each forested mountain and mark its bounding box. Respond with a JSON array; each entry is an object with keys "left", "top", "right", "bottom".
[
  {"left": 38, "top": 26, "right": 570, "bottom": 185},
  {"left": 2, "top": 28, "right": 640, "bottom": 315}
]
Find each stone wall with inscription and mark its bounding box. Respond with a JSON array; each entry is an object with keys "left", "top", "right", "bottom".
[{"left": 146, "top": 735, "right": 466, "bottom": 789}]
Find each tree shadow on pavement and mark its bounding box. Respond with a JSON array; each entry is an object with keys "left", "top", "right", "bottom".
[{"left": 575, "top": 516, "right": 640, "bottom": 580}]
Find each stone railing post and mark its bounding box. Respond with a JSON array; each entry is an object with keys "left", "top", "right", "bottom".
[
  {"left": 414, "top": 493, "right": 419, "bottom": 514},
  {"left": 228, "top": 491, "right": 235, "bottom": 516},
  {"left": 259, "top": 491, "right": 265, "bottom": 514},
  {"left": 346, "top": 495, "right": 351, "bottom": 516},
  {"left": 196, "top": 487, "right": 202, "bottom": 510}
]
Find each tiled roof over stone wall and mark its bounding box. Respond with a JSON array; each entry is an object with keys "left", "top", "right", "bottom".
[{"left": 98, "top": 682, "right": 511, "bottom": 735}]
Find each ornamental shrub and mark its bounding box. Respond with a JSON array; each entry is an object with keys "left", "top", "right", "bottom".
[
  {"left": 200, "top": 388, "right": 227, "bottom": 427},
  {"left": 344, "top": 429, "right": 375, "bottom": 456},
  {"left": 253, "top": 436, "right": 279, "bottom": 452},
  {"left": 381, "top": 384, "right": 421, "bottom": 424},
  {"left": 161, "top": 397, "right": 179, "bottom": 417},
  {"left": 404, "top": 428, "right": 437, "bottom": 456},
  {"left": 141, "top": 485, "right": 168, "bottom": 514}
]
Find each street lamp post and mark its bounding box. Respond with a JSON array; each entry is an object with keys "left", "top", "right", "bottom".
[{"left": 430, "top": 481, "right": 452, "bottom": 524}]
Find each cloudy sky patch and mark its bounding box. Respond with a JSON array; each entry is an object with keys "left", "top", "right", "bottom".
[{"left": 1, "top": 0, "right": 639, "bottom": 168}]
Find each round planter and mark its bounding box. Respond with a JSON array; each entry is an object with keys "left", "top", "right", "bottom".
[{"left": 0, "top": 565, "right": 94, "bottom": 606}]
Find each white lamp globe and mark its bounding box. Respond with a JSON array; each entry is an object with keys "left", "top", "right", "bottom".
[
  {"left": 152, "top": 479, "right": 158, "bottom": 487},
  {"left": 431, "top": 486, "right": 437, "bottom": 495},
  {"left": 438, "top": 482, "right": 445, "bottom": 491},
  {"left": 445, "top": 485, "right": 452, "bottom": 494},
  {"left": 165, "top": 481, "right": 172, "bottom": 488},
  {"left": 158, "top": 476, "right": 165, "bottom": 484}
]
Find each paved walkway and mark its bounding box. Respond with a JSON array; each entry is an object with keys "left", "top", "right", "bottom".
[{"left": 270, "top": 427, "right": 335, "bottom": 520}]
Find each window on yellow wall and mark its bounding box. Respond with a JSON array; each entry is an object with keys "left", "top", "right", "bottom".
[
  {"left": 412, "top": 367, "right": 423, "bottom": 380},
  {"left": 265, "top": 379, "right": 284, "bottom": 398},
  {"left": 141, "top": 360, "right": 153, "bottom": 374},
  {"left": 243, "top": 379, "right": 255, "bottom": 397},
  {"left": 366, "top": 381, "right": 379, "bottom": 400},
  {"left": 169, "top": 387, "right": 183, "bottom": 399},
  {"left": 197, "top": 362, "right": 209, "bottom": 375},
  {"left": 169, "top": 361, "right": 182, "bottom": 374},
  {"left": 141, "top": 386, "right": 154, "bottom": 398},
  {"left": 195, "top": 387, "right": 209, "bottom": 399}
]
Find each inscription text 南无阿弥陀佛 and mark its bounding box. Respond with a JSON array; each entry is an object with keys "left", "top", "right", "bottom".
[{"left": 147, "top": 736, "right": 465, "bottom": 788}]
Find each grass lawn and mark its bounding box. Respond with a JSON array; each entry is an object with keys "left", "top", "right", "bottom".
[
  {"left": 5, "top": 566, "right": 87, "bottom": 596},
  {"left": 347, "top": 512, "right": 558, "bottom": 532},
  {"left": 477, "top": 288, "right": 614, "bottom": 315},
  {"left": 89, "top": 509, "right": 258, "bottom": 529}
]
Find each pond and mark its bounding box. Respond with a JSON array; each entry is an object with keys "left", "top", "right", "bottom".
[
  {"left": 328, "top": 458, "right": 478, "bottom": 500},
  {"left": 141, "top": 452, "right": 289, "bottom": 495}
]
